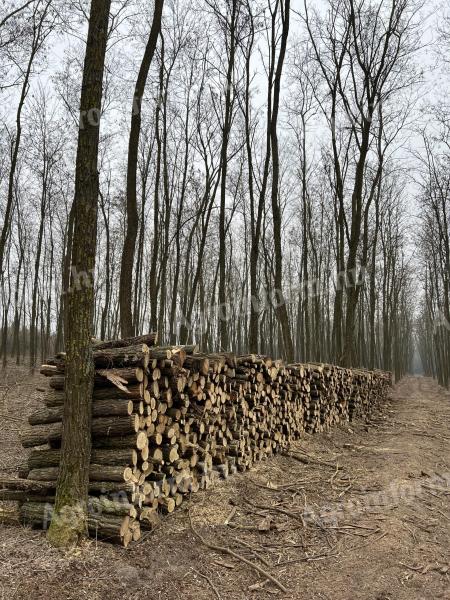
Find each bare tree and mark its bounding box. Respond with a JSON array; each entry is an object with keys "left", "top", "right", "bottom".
[
  {"left": 304, "top": 0, "right": 420, "bottom": 366},
  {"left": 119, "top": 0, "right": 163, "bottom": 337},
  {"left": 47, "top": 0, "right": 111, "bottom": 547},
  {"left": 0, "top": 0, "right": 55, "bottom": 274}
]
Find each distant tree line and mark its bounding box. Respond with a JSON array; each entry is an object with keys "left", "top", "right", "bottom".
[{"left": 2, "top": 0, "right": 445, "bottom": 383}]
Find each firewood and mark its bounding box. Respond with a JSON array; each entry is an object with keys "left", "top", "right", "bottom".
[
  {"left": 92, "top": 333, "right": 158, "bottom": 350},
  {"left": 27, "top": 464, "right": 138, "bottom": 483},
  {"left": 11, "top": 340, "right": 392, "bottom": 548},
  {"left": 27, "top": 448, "right": 138, "bottom": 470}
]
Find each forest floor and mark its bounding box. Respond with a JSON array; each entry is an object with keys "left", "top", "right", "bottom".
[{"left": 0, "top": 366, "right": 449, "bottom": 600}]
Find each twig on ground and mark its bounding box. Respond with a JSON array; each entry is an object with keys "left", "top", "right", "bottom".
[
  {"left": 224, "top": 506, "right": 236, "bottom": 525},
  {"left": 329, "top": 465, "right": 340, "bottom": 488},
  {"left": 282, "top": 450, "right": 342, "bottom": 470},
  {"left": 348, "top": 530, "right": 387, "bottom": 550},
  {"left": 399, "top": 562, "right": 425, "bottom": 572},
  {"left": 0, "top": 413, "right": 23, "bottom": 423},
  {"left": 233, "top": 537, "right": 272, "bottom": 568},
  {"left": 244, "top": 498, "right": 306, "bottom": 527},
  {"left": 421, "top": 483, "right": 450, "bottom": 495},
  {"left": 338, "top": 483, "right": 353, "bottom": 497},
  {"left": 333, "top": 527, "right": 380, "bottom": 538},
  {"left": 188, "top": 509, "right": 288, "bottom": 594},
  {"left": 247, "top": 478, "right": 315, "bottom": 491},
  {"left": 277, "top": 552, "right": 338, "bottom": 567},
  {"left": 191, "top": 568, "right": 222, "bottom": 600}
]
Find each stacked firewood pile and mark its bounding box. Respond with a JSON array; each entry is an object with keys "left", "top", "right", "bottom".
[{"left": 0, "top": 335, "right": 392, "bottom": 546}]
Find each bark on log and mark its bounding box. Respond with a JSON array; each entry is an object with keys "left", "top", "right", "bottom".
[
  {"left": 0, "top": 477, "right": 136, "bottom": 496},
  {"left": 21, "top": 416, "right": 140, "bottom": 447},
  {"left": 27, "top": 448, "right": 138, "bottom": 470},
  {"left": 92, "top": 333, "right": 158, "bottom": 350},
  {"left": 28, "top": 464, "right": 136, "bottom": 483},
  {"left": 93, "top": 344, "right": 150, "bottom": 368},
  {"left": 19, "top": 502, "right": 139, "bottom": 545},
  {"left": 29, "top": 400, "right": 141, "bottom": 425}
]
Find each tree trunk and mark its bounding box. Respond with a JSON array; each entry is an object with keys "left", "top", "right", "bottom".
[
  {"left": 100, "top": 190, "right": 111, "bottom": 340},
  {"left": 119, "top": 0, "right": 163, "bottom": 337},
  {"left": 30, "top": 176, "right": 47, "bottom": 370},
  {"left": 269, "top": 0, "right": 293, "bottom": 362},
  {"left": 47, "top": 0, "right": 110, "bottom": 548},
  {"left": 149, "top": 54, "right": 164, "bottom": 333},
  {"left": 218, "top": 0, "right": 238, "bottom": 352}
]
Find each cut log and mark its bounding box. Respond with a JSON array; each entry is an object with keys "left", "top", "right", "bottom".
[
  {"left": 92, "top": 333, "right": 158, "bottom": 350},
  {"left": 27, "top": 448, "right": 138, "bottom": 470},
  {"left": 27, "top": 464, "right": 136, "bottom": 483},
  {"left": 93, "top": 344, "right": 150, "bottom": 368},
  {"left": 21, "top": 416, "right": 140, "bottom": 447},
  {"left": 19, "top": 502, "right": 138, "bottom": 546},
  {"left": 92, "top": 431, "right": 147, "bottom": 450},
  {"left": 20, "top": 422, "right": 62, "bottom": 448}
]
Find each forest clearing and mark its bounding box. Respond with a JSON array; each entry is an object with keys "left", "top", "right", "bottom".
[{"left": 1, "top": 0, "right": 450, "bottom": 597}]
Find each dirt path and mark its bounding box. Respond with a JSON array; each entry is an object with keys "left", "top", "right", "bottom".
[{"left": 1, "top": 372, "right": 449, "bottom": 600}]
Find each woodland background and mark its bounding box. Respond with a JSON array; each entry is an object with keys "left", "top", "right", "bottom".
[{"left": 1, "top": 0, "right": 450, "bottom": 385}]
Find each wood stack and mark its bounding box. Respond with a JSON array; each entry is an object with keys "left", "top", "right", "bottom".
[
  {"left": 0, "top": 338, "right": 392, "bottom": 546},
  {"left": 17, "top": 334, "right": 163, "bottom": 545}
]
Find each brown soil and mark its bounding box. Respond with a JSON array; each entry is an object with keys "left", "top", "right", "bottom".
[{"left": 1, "top": 367, "right": 449, "bottom": 600}]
